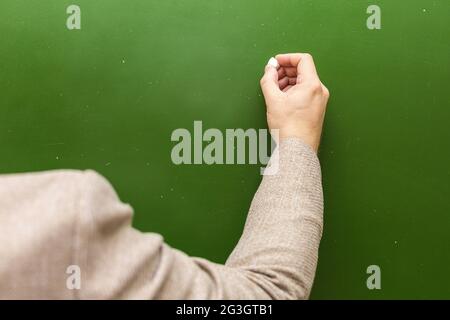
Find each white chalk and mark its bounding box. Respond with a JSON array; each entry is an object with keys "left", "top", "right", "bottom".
[{"left": 267, "top": 57, "right": 280, "bottom": 69}]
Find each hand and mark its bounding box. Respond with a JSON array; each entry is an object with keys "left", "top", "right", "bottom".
[{"left": 260, "top": 53, "right": 330, "bottom": 152}]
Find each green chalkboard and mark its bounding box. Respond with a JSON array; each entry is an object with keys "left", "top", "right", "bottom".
[{"left": 1, "top": 0, "right": 449, "bottom": 299}]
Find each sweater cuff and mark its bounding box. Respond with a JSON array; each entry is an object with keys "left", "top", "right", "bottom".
[{"left": 263, "top": 138, "right": 321, "bottom": 177}]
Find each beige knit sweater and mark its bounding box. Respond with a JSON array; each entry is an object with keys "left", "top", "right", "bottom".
[{"left": 0, "top": 138, "right": 323, "bottom": 299}]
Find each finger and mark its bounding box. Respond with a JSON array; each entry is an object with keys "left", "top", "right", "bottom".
[
  {"left": 278, "top": 76, "right": 289, "bottom": 90},
  {"left": 277, "top": 67, "right": 286, "bottom": 79},
  {"left": 297, "top": 53, "right": 319, "bottom": 82},
  {"left": 283, "top": 67, "right": 298, "bottom": 77},
  {"left": 279, "top": 76, "right": 297, "bottom": 89},
  {"left": 260, "top": 63, "right": 281, "bottom": 101},
  {"left": 267, "top": 57, "right": 280, "bottom": 69},
  {"left": 278, "top": 67, "right": 297, "bottom": 78},
  {"left": 282, "top": 85, "right": 293, "bottom": 92},
  {"left": 275, "top": 53, "right": 302, "bottom": 67}
]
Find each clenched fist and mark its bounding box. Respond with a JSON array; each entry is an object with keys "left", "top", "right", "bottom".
[{"left": 260, "top": 53, "right": 330, "bottom": 152}]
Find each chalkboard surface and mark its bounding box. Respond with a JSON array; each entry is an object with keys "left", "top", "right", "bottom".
[{"left": 1, "top": 0, "right": 449, "bottom": 299}]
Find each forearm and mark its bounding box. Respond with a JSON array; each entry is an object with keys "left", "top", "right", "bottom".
[
  {"left": 69, "top": 139, "right": 324, "bottom": 299},
  {"left": 225, "top": 138, "right": 324, "bottom": 299}
]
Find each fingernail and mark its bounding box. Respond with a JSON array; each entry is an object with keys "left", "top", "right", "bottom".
[{"left": 267, "top": 57, "right": 280, "bottom": 69}]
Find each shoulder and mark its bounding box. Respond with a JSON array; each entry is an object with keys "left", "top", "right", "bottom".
[
  {"left": 0, "top": 169, "right": 130, "bottom": 298},
  {"left": 0, "top": 169, "right": 123, "bottom": 218},
  {"left": 0, "top": 169, "right": 115, "bottom": 196}
]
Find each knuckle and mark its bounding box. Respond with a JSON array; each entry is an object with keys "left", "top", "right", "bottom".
[
  {"left": 308, "top": 80, "right": 322, "bottom": 92},
  {"left": 322, "top": 85, "right": 330, "bottom": 98}
]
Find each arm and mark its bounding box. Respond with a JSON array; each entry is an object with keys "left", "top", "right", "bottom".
[
  {"left": 77, "top": 53, "right": 329, "bottom": 299},
  {"left": 224, "top": 53, "right": 330, "bottom": 298},
  {"left": 224, "top": 138, "right": 323, "bottom": 299},
  {"left": 0, "top": 53, "right": 328, "bottom": 299}
]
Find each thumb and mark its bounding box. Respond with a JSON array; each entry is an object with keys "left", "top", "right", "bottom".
[{"left": 260, "top": 59, "right": 281, "bottom": 102}]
